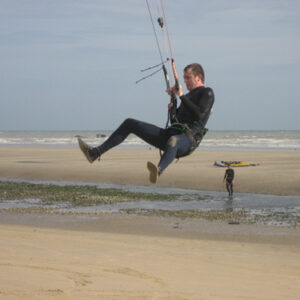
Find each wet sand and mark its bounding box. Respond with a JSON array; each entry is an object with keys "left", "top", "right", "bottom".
[{"left": 0, "top": 147, "right": 300, "bottom": 299}]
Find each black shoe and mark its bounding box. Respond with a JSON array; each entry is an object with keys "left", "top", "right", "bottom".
[
  {"left": 77, "top": 137, "right": 99, "bottom": 163},
  {"left": 147, "top": 161, "right": 159, "bottom": 184}
]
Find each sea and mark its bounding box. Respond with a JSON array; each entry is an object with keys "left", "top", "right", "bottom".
[
  {"left": 0, "top": 129, "right": 300, "bottom": 152},
  {"left": 0, "top": 130, "right": 300, "bottom": 226}
]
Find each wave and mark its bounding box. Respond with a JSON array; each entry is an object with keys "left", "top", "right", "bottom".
[{"left": 0, "top": 130, "right": 299, "bottom": 151}]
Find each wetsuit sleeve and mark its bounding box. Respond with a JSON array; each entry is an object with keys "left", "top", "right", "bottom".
[
  {"left": 179, "top": 94, "right": 200, "bottom": 118},
  {"left": 179, "top": 88, "right": 214, "bottom": 120},
  {"left": 224, "top": 170, "right": 228, "bottom": 180}
]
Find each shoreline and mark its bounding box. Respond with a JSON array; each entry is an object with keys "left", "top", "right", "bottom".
[{"left": 1, "top": 180, "right": 299, "bottom": 227}]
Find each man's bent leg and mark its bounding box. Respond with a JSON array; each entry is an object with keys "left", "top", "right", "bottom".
[
  {"left": 157, "top": 134, "right": 191, "bottom": 174},
  {"left": 96, "top": 118, "right": 167, "bottom": 156}
]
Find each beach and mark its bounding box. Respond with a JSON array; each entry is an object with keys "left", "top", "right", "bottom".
[
  {"left": 0, "top": 147, "right": 300, "bottom": 195},
  {"left": 0, "top": 147, "right": 300, "bottom": 299}
]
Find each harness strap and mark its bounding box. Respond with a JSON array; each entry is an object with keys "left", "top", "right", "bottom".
[{"left": 168, "top": 122, "right": 190, "bottom": 133}]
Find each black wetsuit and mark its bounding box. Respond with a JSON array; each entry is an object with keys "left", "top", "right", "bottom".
[
  {"left": 224, "top": 168, "right": 234, "bottom": 196},
  {"left": 95, "top": 86, "right": 214, "bottom": 173}
]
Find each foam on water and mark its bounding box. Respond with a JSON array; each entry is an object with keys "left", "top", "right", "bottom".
[{"left": 0, "top": 130, "right": 299, "bottom": 151}]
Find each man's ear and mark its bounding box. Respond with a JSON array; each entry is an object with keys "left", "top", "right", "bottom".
[{"left": 197, "top": 75, "right": 203, "bottom": 83}]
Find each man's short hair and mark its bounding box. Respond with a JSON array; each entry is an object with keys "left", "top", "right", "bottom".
[{"left": 184, "top": 63, "right": 205, "bottom": 83}]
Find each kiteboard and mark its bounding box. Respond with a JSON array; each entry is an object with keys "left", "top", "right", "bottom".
[{"left": 214, "top": 161, "right": 259, "bottom": 167}]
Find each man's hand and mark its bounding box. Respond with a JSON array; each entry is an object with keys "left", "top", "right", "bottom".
[
  {"left": 173, "top": 83, "right": 184, "bottom": 97},
  {"left": 166, "top": 87, "right": 172, "bottom": 96},
  {"left": 166, "top": 84, "right": 183, "bottom": 97}
]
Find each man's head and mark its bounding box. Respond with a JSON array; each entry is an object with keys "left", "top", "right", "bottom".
[{"left": 183, "top": 63, "right": 205, "bottom": 91}]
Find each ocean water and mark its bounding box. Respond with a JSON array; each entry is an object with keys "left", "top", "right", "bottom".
[{"left": 0, "top": 130, "right": 300, "bottom": 152}]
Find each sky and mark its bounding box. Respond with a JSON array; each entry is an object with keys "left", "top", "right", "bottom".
[{"left": 1, "top": 0, "right": 300, "bottom": 131}]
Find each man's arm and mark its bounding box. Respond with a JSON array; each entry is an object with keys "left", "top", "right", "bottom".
[{"left": 180, "top": 88, "right": 214, "bottom": 120}]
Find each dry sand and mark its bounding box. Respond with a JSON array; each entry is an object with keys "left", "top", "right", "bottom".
[
  {"left": 0, "top": 219, "right": 300, "bottom": 300},
  {"left": 0, "top": 147, "right": 300, "bottom": 299}
]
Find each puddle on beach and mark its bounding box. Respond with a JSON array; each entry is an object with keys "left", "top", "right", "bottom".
[{"left": 0, "top": 180, "right": 300, "bottom": 227}]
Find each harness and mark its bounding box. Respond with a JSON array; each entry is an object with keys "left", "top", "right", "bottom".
[{"left": 168, "top": 122, "right": 208, "bottom": 156}]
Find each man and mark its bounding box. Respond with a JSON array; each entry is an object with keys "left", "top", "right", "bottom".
[
  {"left": 223, "top": 164, "right": 235, "bottom": 197},
  {"left": 78, "top": 63, "right": 214, "bottom": 183}
]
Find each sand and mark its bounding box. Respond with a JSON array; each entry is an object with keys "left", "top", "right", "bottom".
[
  {"left": 0, "top": 218, "right": 300, "bottom": 300},
  {"left": 0, "top": 147, "right": 300, "bottom": 195},
  {"left": 0, "top": 147, "right": 300, "bottom": 299}
]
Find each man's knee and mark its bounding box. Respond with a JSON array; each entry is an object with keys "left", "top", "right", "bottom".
[
  {"left": 121, "top": 118, "right": 139, "bottom": 129},
  {"left": 167, "top": 136, "right": 179, "bottom": 147},
  {"left": 123, "top": 118, "right": 137, "bottom": 125}
]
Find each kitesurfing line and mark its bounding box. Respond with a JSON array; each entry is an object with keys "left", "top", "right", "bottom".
[
  {"left": 137, "top": 0, "right": 180, "bottom": 129},
  {"left": 137, "top": 0, "right": 175, "bottom": 91}
]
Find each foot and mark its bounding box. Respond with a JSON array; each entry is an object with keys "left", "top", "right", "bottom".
[
  {"left": 77, "top": 137, "right": 99, "bottom": 163},
  {"left": 147, "top": 161, "right": 159, "bottom": 184}
]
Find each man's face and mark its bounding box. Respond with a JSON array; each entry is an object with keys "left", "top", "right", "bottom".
[{"left": 183, "top": 68, "right": 202, "bottom": 91}]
